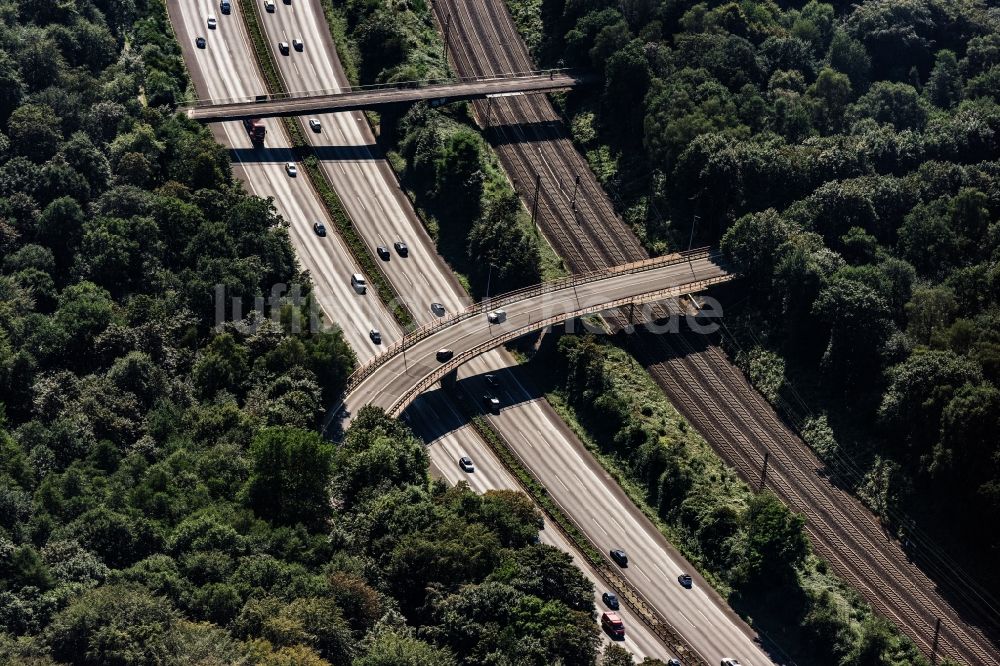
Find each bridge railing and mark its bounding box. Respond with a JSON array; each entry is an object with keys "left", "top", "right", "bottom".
[
  {"left": 184, "top": 68, "right": 581, "bottom": 108},
  {"left": 386, "top": 272, "right": 736, "bottom": 416},
  {"left": 342, "top": 248, "right": 724, "bottom": 395}
]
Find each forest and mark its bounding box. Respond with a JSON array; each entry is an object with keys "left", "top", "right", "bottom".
[
  {"left": 505, "top": 0, "right": 1000, "bottom": 593},
  {"left": 0, "top": 1, "right": 610, "bottom": 664}
]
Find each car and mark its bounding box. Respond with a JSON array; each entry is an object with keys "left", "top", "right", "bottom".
[
  {"left": 600, "top": 612, "right": 625, "bottom": 640},
  {"left": 376, "top": 245, "right": 390, "bottom": 261},
  {"left": 483, "top": 394, "right": 500, "bottom": 413},
  {"left": 678, "top": 573, "right": 693, "bottom": 588},
  {"left": 609, "top": 549, "right": 628, "bottom": 567},
  {"left": 601, "top": 592, "right": 619, "bottom": 610},
  {"left": 430, "top": 302, "right": 445, "bottom": 316},
  {"left": 282, "top": 0, "right": 291, "bottom": 4},
  {"left": 458, "top": 456, "right": 474, "bottom": 472},
  {"left": 351, "top": 273, "right": 366, "bottom": 293},
  {"left": 667, "top": 660, "right": 681, "bottom": 666},
  {"left": 292, "top": 38, "right": 303, "bottom": 51},
  {"left": 195, "top": 36, "right": 207, "bottom": 48},
  {"left": 309, "top": 118, "right": 322, "bottom": 132},
  {"left": 393, "top": 241, "right": 408, "bottom": 256},
  {"left": 284, "top": 162, "right": 297, "bottom": 176},
  {"left": 487, "top": 309, "right": 507, "bottom": 324},
  {"left": 278, "top": 41, "right": 290, "bottom": 55},
  {"left": 721, "top": 660, "right": 742, "bottom": 666},
  {"left": 312, "top": 222, "right": 326, "bottom": 237},
  {"left": 369, "top": 329, "right": 381, "bottom": 344},
  {"left": 263, "top": 0, "right": 275, "bottom": 11},
  {"left": 219, "top": 0, "right": 231, "bottom": 13},
  {"left": 436, "top": 349, "right": 453, "bottom": 362},
  {"left": 207, "top": 15, "right": 217, "bottom": 29}
]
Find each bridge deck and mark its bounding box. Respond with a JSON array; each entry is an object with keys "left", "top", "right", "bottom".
[
  {"left": 184, "top": 71, "right": 584, "bottom": 121},
  {"left": 333, "top": 250, "right": 735, "bottom": 428}
]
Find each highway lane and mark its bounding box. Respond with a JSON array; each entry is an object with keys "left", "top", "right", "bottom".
[
  {"left": 451, "top": 354, "right": 775, "bottom": 666},
  {"left": 253, "top": 2, "right": 777, "bottom": 663},
  {"left": 409, "top": 390, "right": 673, "bottom": 662},
  {"left": 172, "top": 1, "right": 668, "bottom": 660},
  {"left": 257, "top": 0, "right": 473, "bottom": 322},
  {"left": 167, "top": 0, "right": 399, "bottom": 358}
]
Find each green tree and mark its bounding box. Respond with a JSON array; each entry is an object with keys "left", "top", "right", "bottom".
[
  {"left": 807, "top": 67, "right": 853, "bottom": 133},
  {"left": 738, "top": 492, "right": 808, "bottom": 589},
  {"left": 925, "top": 49, "right": 963, "bottom": 108},
  {"left": 46, "top": 584, "right": 177, "bottom": 665},
  {"left": 355, "top": 627, "right": 456, "bottom": 666},
  {"left": 7, "top": 104, "right": 62, "bottom": 163},
  {"left": 467, "top": 192, "right": 540, "bottom": 294},
  {"left": 244, "top": 426, "right": 335, "bottom": 527}
]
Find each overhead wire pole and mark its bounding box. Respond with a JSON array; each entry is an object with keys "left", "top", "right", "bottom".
[{"left": 531, "top": 172, "right": 541, "bottom": 228}]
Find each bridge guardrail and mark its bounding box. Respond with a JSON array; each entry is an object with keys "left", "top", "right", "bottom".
[
  {"left": 343, "top": 248, "right": 724, "bottom": 395},
  {"left": 386, "top": 272, "right": 735, "bottom": 416},
  {"left": 183, "top": 68, "right": 582, "bottom": 108}
]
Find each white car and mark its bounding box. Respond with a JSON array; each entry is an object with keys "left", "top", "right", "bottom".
[
  {"left": 263, "top": 0, "right": 275, "bottom": 11},
  {"left": 487, "top": 309, "right": 506, "bottom": 324},
  {"left": 309, "top": 118, "right": 322, "bottom": 132},
  {"left": 207, "top": 15, "right": 217, "bottom": 29},
  {"left": 721, "top": 659, "right": 742, "bottom": 666},
  {"left": 284, "top": 162, "right": 297, "bottom": 177}
]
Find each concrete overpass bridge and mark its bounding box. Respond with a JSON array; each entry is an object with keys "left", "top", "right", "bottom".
[
  {"left": 183, "top": 70, "right": 585, "bottom": 122},
  {"left": 337, "top": 248, "right": 735, "bottom": 424}
]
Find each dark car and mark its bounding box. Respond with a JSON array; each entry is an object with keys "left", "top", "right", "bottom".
[
  {"left": 483, "top": 394, "right": 500, "bottom": 414},
  {"left": 278, "top": 41, "right": 290, "bottom": 55},
  {"left": 376, "top": 245, "right": 390, "bottom": 261},
  {"left": 458, "top": 456, "right": 474, "bottom": 472},
  {"left": 610, "top": 549, "right": 628, "bottom": 567},
  {"left": 430, "top": 302, "right": 445, "bottom": 316},
  {"left": 369, "top": 329, "right": 381, "bottom": 344},
  {"left": 667, "top": 660, "right": 681, "bottom": 666},
  {"left": 196, "top": 36, "right": 207, "bottom": 48},
  {"left": 312, "top": 222, "right": 326, "bottom": 237},
  {"left": 436, "top": 349, "right": 453, "bottom": 362},
  {"left": 678, "top": 573, "right": 693, "bottom": 589},
  {"left": 601, "top": 592, "right": 619, "bottom": 610},
  {"left": 393, "top": 241, "right": 408, "bottom": 257}
]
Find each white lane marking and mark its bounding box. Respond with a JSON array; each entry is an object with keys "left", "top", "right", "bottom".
[
  {"left": 652, "top": 562, "right": 669, "bottom": 580},
  {"left": 518, "top": 430, "right": 534, "bottom": 450},
  {"left": 593, "top": 518, "right": 609, "bottom": 537},
  {"left": 634, "top": 566, "right": 652, "bottom": 584},
  {"left": 678, "top": 611, "right": 696, "bottom": 628}
]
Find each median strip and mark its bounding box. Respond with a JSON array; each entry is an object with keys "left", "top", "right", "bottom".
[{"left": 236, "top": 0, "right": 413, "bottom": 329}]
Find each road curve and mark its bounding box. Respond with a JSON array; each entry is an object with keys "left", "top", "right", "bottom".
[{"left": 342, "top": 253, "right": 732, "bottom": 418}]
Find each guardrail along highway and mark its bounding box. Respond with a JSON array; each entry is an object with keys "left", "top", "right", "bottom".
[
  {"left": 183, "top": 70, "right": 584, "bottom": 121},
  {"left": 341, "top": 249, "right": 734, "bottom": 418}
]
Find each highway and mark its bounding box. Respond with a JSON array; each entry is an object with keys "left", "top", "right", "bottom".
[
  {"left": 184, "top": 70, "right": 585, "bottom": 120},
  {"left": 342, "top": 253, "right": 733, "bottom": 417},
  {"left": 246, "top": 1, "right": 782, "bottom": 663},
  {"left": 167, "top": 0, "right": 675, "bottom": 661},
  {"left": 246, "top": 0, "right": 782, "bottom": 663},
  {"left": 167, "top": 0, "right": 398, "bottom": 357},
  {"left": 431, "top": 0, "right": 1000, "bottom": 662}
]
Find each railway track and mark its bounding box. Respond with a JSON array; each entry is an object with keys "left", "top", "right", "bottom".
[{"left": 429, "top": 0, "right": 1000, "bottom": 662}]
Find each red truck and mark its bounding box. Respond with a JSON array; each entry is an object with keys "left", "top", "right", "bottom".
[
  {"left": 601, "top": 612, "right": 625, "bottom": 639},
  {"left": 243, "top": 118, "right": 265, "bottom": 145}
]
